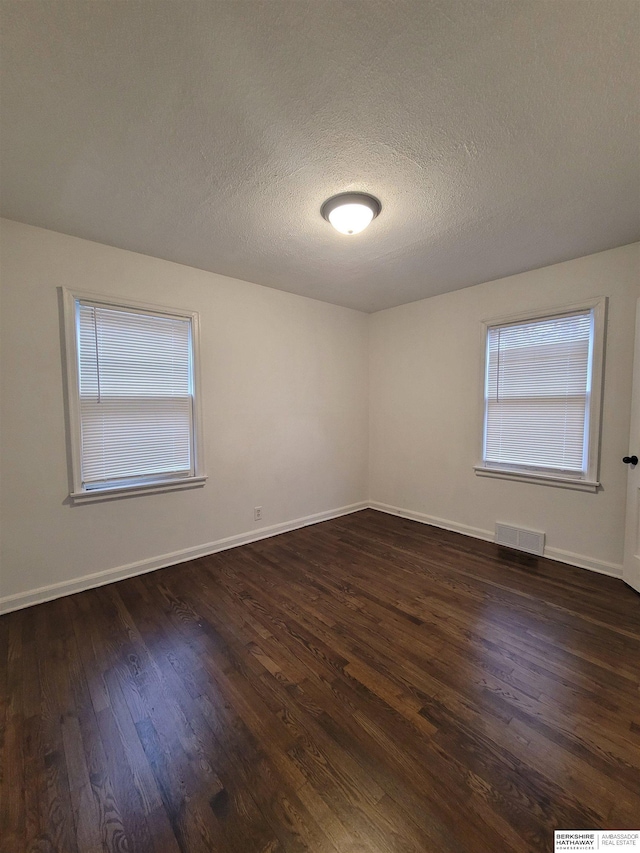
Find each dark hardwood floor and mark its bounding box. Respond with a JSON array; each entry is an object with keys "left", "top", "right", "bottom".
[{"left": 1, "top": 509, "right": 639, "bottom": 853}]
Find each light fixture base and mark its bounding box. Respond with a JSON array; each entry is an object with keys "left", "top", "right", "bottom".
[{"left": 321, "top": 192, "right": 381, "bottom": 235}]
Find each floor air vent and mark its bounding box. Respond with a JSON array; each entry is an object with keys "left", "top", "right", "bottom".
[{"left": 495, "top": 523, "right": 545, "bottom": 556}]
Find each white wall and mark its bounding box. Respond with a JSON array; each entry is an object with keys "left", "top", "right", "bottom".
[
  {"left": 0, "top": 219, "right": 369, "bottom": 610},
  {"left": 2, "top": 221, "right": 638, "bottom": 612},
  {"left": 369, "top": 243, "right": 640, "bottom": 576}
]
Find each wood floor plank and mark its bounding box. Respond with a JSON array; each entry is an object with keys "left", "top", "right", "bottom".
[
  {"left": 33, "top": 600, "right": 80, "bottom": 853},
  {"left": 1, "top": 509, "right": 639, "bottom": 852},
  {"left": 1, "top": 612, "right": 25, "bottom": 853}
]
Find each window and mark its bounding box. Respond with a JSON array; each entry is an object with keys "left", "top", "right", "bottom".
[
  {"left": 475, "top": 299, "right": 606, "bottom": 491},
  {"left": 62, "top": 289, "right": 205, "bottom": 502}
]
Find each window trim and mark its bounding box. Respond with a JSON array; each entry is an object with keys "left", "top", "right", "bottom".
[
  {"left": 61, "top": 287, "right": 206, "bottom": 503},
  {"left": 475, "top": 297, "right": 607, "bottom": 492}
]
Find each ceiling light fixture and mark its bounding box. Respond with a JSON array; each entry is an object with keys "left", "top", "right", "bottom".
[{"left": 321, "top": 192, "right": 381, "bottom": 235}]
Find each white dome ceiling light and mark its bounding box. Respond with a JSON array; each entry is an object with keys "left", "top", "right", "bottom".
[{"left": 321, "top": 192, "right": 381, "bottom": 235}]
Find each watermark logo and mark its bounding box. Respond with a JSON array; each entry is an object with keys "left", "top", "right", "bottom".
[{"left": 555, "top": 830, "right": 640, "bottom": 851}]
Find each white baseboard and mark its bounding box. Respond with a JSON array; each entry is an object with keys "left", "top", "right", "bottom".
[
  {"left": 1, "top": 498, "right": 624, "bottom": 615},
  {"left": 368, "top": 501, "right": 624, "bottom": 579},
  {"left": 0, "top": 501, "right": 368, "bottom": 615},
  {"left": 368, "top": 501, "right": 495, "bottom": 543},
  {"left": 542, "top": 546, "right": 623, "bottom": 579}
]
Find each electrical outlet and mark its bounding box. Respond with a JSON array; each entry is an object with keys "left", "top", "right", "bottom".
[{"left": 254, "top": 506, "right": 262, "bottom": 522}]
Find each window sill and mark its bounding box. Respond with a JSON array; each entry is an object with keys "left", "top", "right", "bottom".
[
  {"left": 474, "top": 466, "right": 600, "bottom": 492},
  {"left": 70, "top": 475, "right": 207, "bottom": 504}
]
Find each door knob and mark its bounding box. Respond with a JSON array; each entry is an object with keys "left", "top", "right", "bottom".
[{"left": 623, "top": 455, "right": 638, "bottom": 465}]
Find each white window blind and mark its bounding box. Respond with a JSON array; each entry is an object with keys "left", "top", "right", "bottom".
[
  {"left": 77, "top": 302, "right": 194, "bottom": 490},
  {"left": 483, "top": 311, "right": 593, "bottom": 477}
]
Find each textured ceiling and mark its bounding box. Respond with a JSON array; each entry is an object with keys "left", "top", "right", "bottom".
[{"left": 1, "top": 1, "right": 638, "bottom": 312}]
